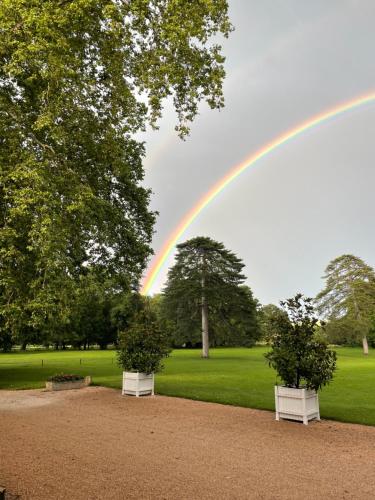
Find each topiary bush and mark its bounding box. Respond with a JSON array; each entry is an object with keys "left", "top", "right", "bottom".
[
  {"left": 265, "top": 293, "right": 336, "bottom": 391},
  {"left": 117, "top": 302, "right": 171, "bottom": 374}
]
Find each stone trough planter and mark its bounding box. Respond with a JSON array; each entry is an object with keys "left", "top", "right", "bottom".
[
  {"left": 46, "top": 376, "right": 91, "bottom": 391},
  {"left": 274, "top": 385, "right": 320, "bottom": 425}
]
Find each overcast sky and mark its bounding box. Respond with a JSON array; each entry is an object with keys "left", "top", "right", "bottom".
[{"left": 140, "top": 0, "right": 375, "bottom": 305}]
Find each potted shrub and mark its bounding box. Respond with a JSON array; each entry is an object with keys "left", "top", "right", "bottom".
[
  {"left": 46, "top": 373, "right": 91, "bottom": 391},
  {"left": 117, "top": 303, "right": 171, "bottom": 397},
  {"left": 265, "top": 294, "right": 336, "bottom": 425}
]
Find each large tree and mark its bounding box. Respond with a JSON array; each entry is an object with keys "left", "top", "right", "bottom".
[
  {"left": 162, "top": 237, "right": 259, "bottom": 357},
  {"left": 0, "top": 1, "right": 232, "bottom": 343},
  {"left": 315, "top": 255, "right": 375, "bottom": 354},
  {"left": 258, "top": 303, "right": 290, "bottom": 344}
]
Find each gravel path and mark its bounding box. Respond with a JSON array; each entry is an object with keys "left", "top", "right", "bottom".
[{"left": 0, "top": 387, "right": 374, "bottom": 499}]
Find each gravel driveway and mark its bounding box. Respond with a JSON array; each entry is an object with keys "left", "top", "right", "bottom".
[{"left": 0, "top": 387, "right": 374, "bottom": 499}]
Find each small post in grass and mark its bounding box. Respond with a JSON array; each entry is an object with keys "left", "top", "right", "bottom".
[{"left": 41, "top": 359, "right": 43, "bottom": 367}]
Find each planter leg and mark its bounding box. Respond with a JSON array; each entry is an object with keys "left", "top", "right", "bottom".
[
  {"left": 316, "top": 394, "right": 321, "bottom": 421},
  {"left": 274, "top": 386, "right": 280, "bottom": 421},
  {"left": 303, "top": 416, "right": 308, "bottom": 425}
]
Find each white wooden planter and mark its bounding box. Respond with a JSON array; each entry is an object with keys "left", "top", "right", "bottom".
[
  {"left": 274, "top": 386, "right": 320, "bottom": 425},
  {"left": 122, "top": 372, "right": 154, "bottom": 397},
  {"left": 46, "top": 376, "right": 91, "bottom": 391}
]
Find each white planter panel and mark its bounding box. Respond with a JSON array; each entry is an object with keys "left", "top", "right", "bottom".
[
  {"left": 275, "top": 385, "right": 320, "bottom": 425},
  {"left": 122, "top": 372, "right": 154, "bottom": 397}
]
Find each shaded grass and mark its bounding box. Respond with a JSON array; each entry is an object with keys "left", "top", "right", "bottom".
[{"left": 0, "top": 347, "right": 374, "bottom": 426}]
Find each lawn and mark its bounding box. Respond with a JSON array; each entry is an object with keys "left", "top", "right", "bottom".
[{"left": 0, "top": 346, "right": 374, "bottom": 426}]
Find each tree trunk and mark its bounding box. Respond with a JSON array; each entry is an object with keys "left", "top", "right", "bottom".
[
  {"left": 201, "top": 274, "right": 209, "bottom": 358},
  {"left": 362, "top": 336, "right": 369, "bottom": 355},
  {"left": 352, "top": 294, "right": 368, "bottom": 355}
]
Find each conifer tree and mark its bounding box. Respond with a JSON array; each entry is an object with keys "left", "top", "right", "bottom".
[{"left": 163, "top": 237, "right": 259, "bottom": 357}]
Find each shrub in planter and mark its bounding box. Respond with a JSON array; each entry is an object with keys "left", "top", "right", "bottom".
[
  {"left": 117, "top": 303, "right": 171, "bottom": 396},
  {"left": 265, "top": 294, "right": 336, "bottom": 424}
]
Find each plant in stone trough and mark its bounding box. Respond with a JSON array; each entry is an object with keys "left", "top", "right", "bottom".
[
  {"left": 265, "top": 294, "right": 336, "bottom": 391},
  {"left": 47, "top": 374, "right": 84, "bottom": 383}
]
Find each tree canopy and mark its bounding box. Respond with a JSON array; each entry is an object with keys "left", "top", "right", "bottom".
[
  {"left": 315, "top": 255, "right": 375, "bottom": 354},
  {"left": 258, "top": 303, "right": 290, "bottom": 344},
  {"left": 0, "top": 1, "right": 232, "bottom": 345},
  {"left": 162, "top": 237, "right": 260, "bottom": 356}
]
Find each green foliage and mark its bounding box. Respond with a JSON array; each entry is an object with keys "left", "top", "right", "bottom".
[
  {"left": 209, "top": 286, "right": 260, "bottom": 347},
  {"left": 0, "top": 1, "right": 231, "bottom": 344},
  {"left": 258, "top": 303, "right": 290, "bottom": 343},
  {"left": 265, "top": 294, "right": 337, "bottom": 391},
  {"left": 162, "top": 237, "right": 260, "bottom": 347},
  {"left": 368, "top": 314, "right": 375, "bottom": 348},
  {"left": 325, "top": 317, "right": 363, "bottom": 346},
  {"left": 117, "top": 297, "right": 171, "bottom": 374},
  {"left": 315, "top": 255, "right": 375, "bottom": 346},
  {"left": 47, "top": 373, "right": 84, "bottom": 382},
  {"left": 0, "top": 328, "right": 13, "bottom": 352},
  {"left": 68, "top": 273, "right": 118, "bottom": 350}
]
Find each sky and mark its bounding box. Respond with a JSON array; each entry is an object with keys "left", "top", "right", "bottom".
[{"left": 140, "top": 0, "right": 375, "bottom": 305}]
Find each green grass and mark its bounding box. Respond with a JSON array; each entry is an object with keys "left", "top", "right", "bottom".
[{"left": 0, "top": 347, "right": 374, "bottom": 426}]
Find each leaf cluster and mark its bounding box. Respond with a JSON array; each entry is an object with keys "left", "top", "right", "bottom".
[
  {"left": 117, "top": 297, "right": 171, "bottom": 374},
  {"left": 265, "top": 294, "right": 336, "bottom": 391},
  {"left": 47, "top": 373, "right": 84, "bottom": 382}
]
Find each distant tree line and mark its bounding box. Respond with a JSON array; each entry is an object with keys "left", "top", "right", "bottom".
[
  {"left": 1, "top": 240, "right": 374, "bottom": 355},
  {"left": 0, "top": 280, "right": 143, "bottom": 352}
]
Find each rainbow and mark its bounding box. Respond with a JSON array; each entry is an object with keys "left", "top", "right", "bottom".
[{"left": 141, "top": 91, "right": 375, "bottom": 295}]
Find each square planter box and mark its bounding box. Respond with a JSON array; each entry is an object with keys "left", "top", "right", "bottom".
[
  {"left": 275, "top": 385, "right": 320, "bottom": 425},
  {"left": 122, "top": 372, "right": 154, "bottom": 397},
  {"left": 46, "top": 376, "right": 91, "bottom": 391}
]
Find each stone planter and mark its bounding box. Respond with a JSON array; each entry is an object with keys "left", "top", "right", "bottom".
[
  {"left": 274, "top": 385, "right": 320, "bottom": 425},
  {"left": 122, "top": 372, "right": 154, "bottom": 397},
  {"left": 46, "top": 376, "right": 91, "bottom": 391}
]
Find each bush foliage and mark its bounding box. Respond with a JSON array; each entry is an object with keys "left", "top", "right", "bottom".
[
  {"left": 117, "top": 301, "right": 171, "bottom": 374},
  {"left": 47, "top": 373, "right": 84, "bottom": 382},
  {"left": 265, "top": 294, "right": 337, "bottom": 391}
]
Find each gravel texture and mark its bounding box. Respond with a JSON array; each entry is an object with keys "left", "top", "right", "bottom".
[{"left": 1, "top": 386, "right": 375, "bottom": 499}]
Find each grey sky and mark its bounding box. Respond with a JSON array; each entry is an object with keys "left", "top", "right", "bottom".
[{"left": 140, "top": 0, "right": 375, "bottom": 305}]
